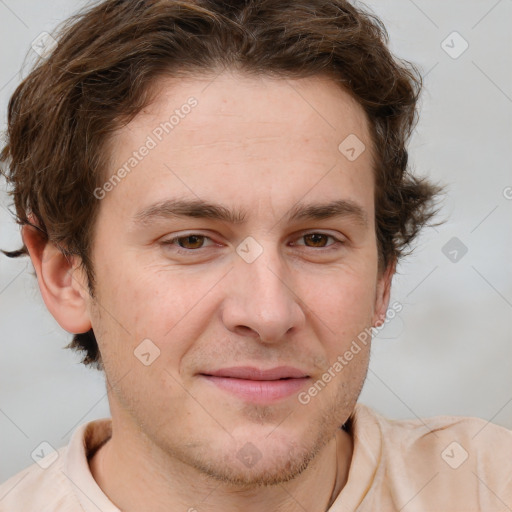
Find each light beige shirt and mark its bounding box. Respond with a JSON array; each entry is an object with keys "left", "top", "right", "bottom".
[{"left": 1, "top": 403, "right": 511, "bottom": 511}]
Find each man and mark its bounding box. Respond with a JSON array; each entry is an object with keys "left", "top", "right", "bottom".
[{"left": 0, "top": 0, "right": 510, "bottom": 510}]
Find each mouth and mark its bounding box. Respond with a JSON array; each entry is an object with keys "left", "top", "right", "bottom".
[{"left": 199, "top": 366, "right": 311, "bottom": 403}]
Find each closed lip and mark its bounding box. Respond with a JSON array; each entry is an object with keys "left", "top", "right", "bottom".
[{"left": 200, "top": 366, "right": 309, "bottom": 380}]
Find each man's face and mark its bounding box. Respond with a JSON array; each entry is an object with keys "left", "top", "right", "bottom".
[{"left": 80, "top": 71, "right": 391, "bottom": 485}]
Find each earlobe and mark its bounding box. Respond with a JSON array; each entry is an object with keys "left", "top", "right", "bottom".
[
  {"left": 372, "top": 259, "right": 396, "bottom": 327},
  {"left": 22, "top": 223, "right": 92, "bottom": 334}
]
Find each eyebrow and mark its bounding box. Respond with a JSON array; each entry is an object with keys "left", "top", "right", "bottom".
[{"left": 131, "top": 198, "right": 368, "bottom": 229}]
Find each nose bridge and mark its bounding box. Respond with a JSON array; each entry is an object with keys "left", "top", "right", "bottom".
[{"left": 224, "top": 237, "right": 304, "bottom": 341}]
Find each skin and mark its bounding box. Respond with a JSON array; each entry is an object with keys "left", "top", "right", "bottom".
[{"left": 23, "top": 70, "right": 394, "bottom": 512}]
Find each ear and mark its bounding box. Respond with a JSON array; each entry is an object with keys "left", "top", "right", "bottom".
[
  {"left": 372, "top": 258, "right": 396, "bottom": 327},
  {"left": 22, "top": 222, "right": 92, "bottom": 334}
]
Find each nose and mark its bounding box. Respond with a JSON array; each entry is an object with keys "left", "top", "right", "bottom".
[{"left": 221, "top": 242, "right": 306, "bottom": 343}]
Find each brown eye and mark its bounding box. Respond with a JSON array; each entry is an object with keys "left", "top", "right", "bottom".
[
  {"left": 303, "top": 233, "right": 330, "bottom": 248},
  {"left": 291, "top": 232, "right": 344, "bottom": 252},
  {"left": 161, "top": 233, "right": 217, "bottom": 256},
  {"left": 176, "top": 235, "right": 206, "bottom": 249}
]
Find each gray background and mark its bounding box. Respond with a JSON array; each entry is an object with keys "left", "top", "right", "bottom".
[{"left": 1, "top": 0, "right": 511, "bottom": 482}]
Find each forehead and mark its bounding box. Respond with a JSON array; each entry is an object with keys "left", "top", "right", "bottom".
[
  {"left": 103, "top": 71, "right": 375, "bottom": 224},
  {"left": 137, "top": 70, "right": 371, "bottom": 146}
]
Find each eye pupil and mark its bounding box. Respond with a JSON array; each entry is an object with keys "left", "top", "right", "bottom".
[
  {"left": 305, "top": 234, "right": 327, "bottom": 247},
  {"left": 179, "top": 235, "right": 204, "bottom": 249}
]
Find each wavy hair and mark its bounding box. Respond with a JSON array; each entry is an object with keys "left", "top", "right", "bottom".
[{"left": 1, "top": 0, "right": 443, "bottom": 369}]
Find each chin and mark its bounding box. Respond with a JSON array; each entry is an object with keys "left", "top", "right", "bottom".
[
  {"left": 191, "top": 446, "right": 315, "bottom": 488},
  {"left": 182, "top": 422, "right": 330, "bottom": 488}
]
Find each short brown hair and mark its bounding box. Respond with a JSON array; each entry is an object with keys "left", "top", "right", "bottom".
[{"left": 1, "top": 0, "right": 443, "bottom": 370}]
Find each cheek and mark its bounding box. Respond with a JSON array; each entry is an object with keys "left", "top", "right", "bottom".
[
  {"left": 88, "top": 257, "right": 158, "bottom": 359},
  {"left": 299, "top": 268, "right": 377, "bottom": 369},
  {"left": 305, "top": 269, "right": 376, "bottom": 326},
  {"left": 93, "top": 260, "right": 215, "bottom": 360}
]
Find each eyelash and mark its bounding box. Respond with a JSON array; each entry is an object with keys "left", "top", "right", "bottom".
[{"left": 161, "top": 232, "right": 345, "bottom": 256}]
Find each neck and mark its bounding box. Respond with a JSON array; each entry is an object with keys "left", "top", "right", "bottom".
[{"left": 89, "top": 421, "right": 352, "bottom": 512}]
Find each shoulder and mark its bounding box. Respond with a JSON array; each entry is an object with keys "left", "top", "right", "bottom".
[
  {"left": 353, "top": 402, "right": 512, "bottom": 470},
  {"left": 354, "top": 402, "right": 512, "bottom": 447},
  {"left": 350, "top": 403, "right": 512, "bottom": 510},
  {"left": 0, "top": 445, "right": 80, "bottom": 511},
  {"left": 0, "top": 417, "right": 113, "bottom": 512}
]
